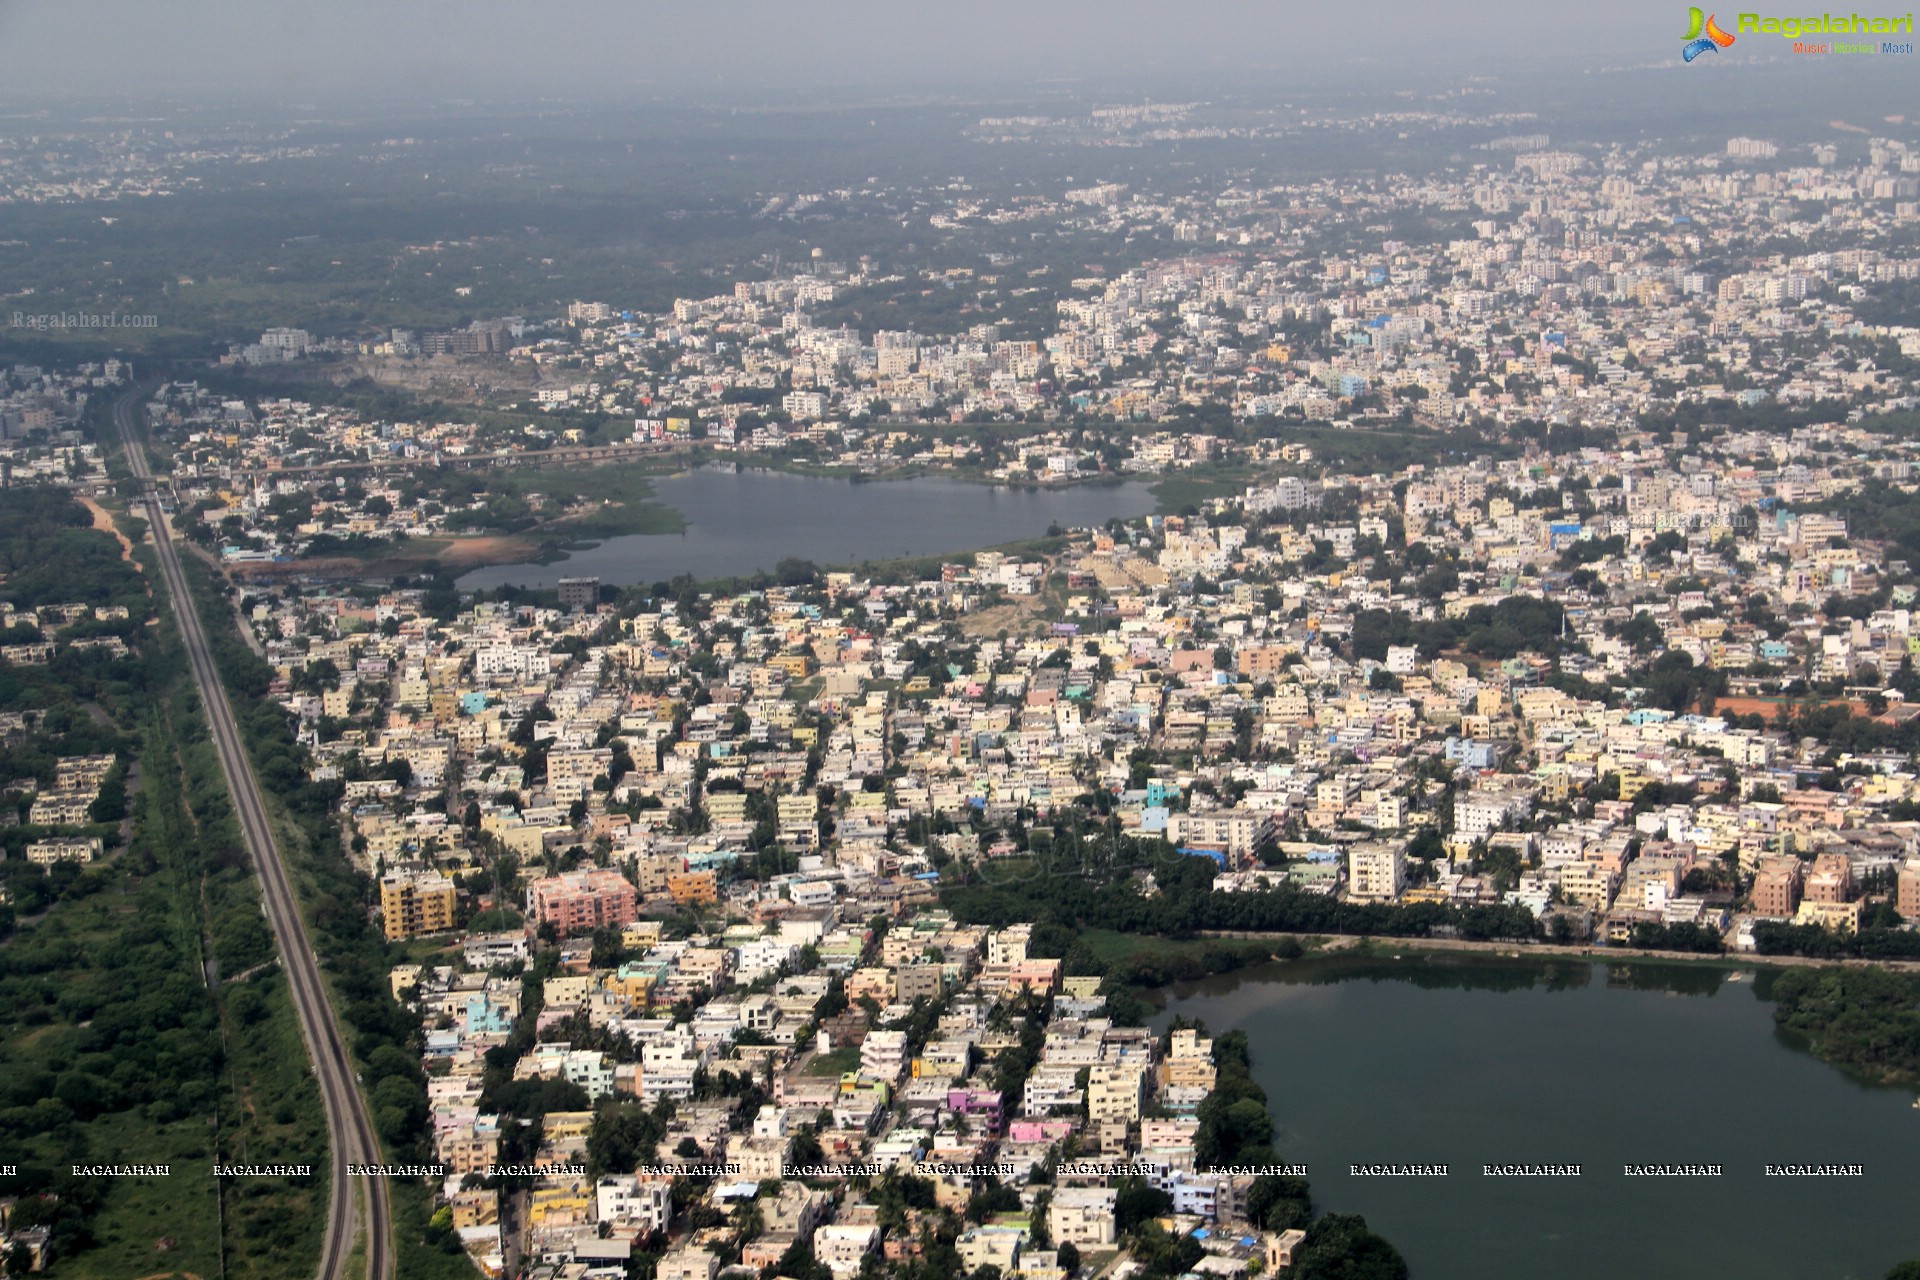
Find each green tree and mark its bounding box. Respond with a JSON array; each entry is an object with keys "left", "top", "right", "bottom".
[{"left": 1291, "top": 1214, "right": 1408, "bottom": 1280}]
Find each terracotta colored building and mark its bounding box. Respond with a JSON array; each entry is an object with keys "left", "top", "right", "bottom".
[
  {"left": 526, "top": 869, "right": 640, "bottom": 936},
  {"left": 1802, "top": 852, "right": 1854, "bottom": 904},
  {"left": 1898, "top": 860, "right": 1920, "bottom": 921},
  {"left": 1750, "top": 857, "right": 1803, "bottom": 919}
]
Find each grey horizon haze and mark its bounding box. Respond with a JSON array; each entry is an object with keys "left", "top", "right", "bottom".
[{"left": 0, "top": 0, "right": 1689, "bottom": 103}]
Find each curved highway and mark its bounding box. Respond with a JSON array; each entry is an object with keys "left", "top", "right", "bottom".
[{"left": 114, "top": 386, "right": 394, "bottom": 1280}]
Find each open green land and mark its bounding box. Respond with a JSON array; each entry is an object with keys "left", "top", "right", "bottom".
[
  {"left": 0, "top": 490, "right": 324, "bottom": 1277},
  {"left": 418, "top": 459, "right": 689, "bottom": 546}
]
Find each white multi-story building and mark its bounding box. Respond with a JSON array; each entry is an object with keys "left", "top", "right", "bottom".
[
  {"left": 596, "top": 1176, "right": 672, "bottom": 1233},
  {"left": 783, "top": 390, "right": 828, "bottom": 421},
  {"left": 1086, "top": 1063, "right": 1145, "bottom": 1124},
  {"left": 860, "top": 1029, "right": 908, "bottom": 1081},
  {"left": 1348, "top": 843, "right": 1406, "bottom": 902},
  {"left": 1455, "top": 788, "right": 1534, "bottom": 839},
  {"left": 259, "top": 327, "right": 311, "bottom": 355},
  {"left": 1050, "top": 1187, "right": 1119, "bottom": 1248}
]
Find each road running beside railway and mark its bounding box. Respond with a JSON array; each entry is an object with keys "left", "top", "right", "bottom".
[{"left": 113, "top": 385, "right": 394, "bottom": 1280}]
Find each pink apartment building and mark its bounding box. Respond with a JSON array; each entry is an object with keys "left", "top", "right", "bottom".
[{"left": 526, "top": 869, "right": 640, "bottom": 935}]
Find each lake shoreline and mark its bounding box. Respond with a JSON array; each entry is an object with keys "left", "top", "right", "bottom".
[
  {"left": 1152, "top": 951, "right": 1920, "bottom": 1280},
  {"left": 454, "top": 465, "right": 1159, "bottom": 591},
  {"left": 236, "top": 459, "right": 1223, "bottom": 584},
  {"left": 1195, "top": 927, "right": 1920, "bottom": 973}
]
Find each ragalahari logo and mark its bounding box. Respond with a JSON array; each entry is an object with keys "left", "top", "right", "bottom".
[{"left": 1683, "top": 7, "right": 1738, "bottom": 58}]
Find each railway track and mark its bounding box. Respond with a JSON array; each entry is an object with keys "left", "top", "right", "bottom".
[{"left": 114, "top": 386, "right": 394, "bottom": 1280}]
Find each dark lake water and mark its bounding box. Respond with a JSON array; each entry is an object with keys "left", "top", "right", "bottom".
[
  {"left": 456, "top": 467, "right": 1159, "bottom": 590},
  {"left": 1155, "top": 954, "right": 1920, "bottom": 1280}
]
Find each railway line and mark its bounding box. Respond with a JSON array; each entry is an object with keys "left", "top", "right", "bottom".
[{"left": 113, "top": 386, "right": 393, "bottom": 1280}]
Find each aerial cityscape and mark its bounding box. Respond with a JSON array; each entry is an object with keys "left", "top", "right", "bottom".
[{"left": 2, "top": 5, "right": 1920, "bottom": 1280}]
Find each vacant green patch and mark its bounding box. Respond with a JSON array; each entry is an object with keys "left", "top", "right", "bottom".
[
  {"left": 805, "top": 1045, "right": 863, "bottom": 1077},
  {"left": 0, "top": 702, "right": 321, "bottom": 1277},
  {"left": 390, "top": 1179, "right": 481, "bottom": 1280},
  {"left": 429, "top": 460, "right": 691, "bottom": 551},
  {"left": 1150, "top": 470, "right": 1257, "bottom": 514},
  {"left": 492, "top": 460, "right": 687, "bottom": 510},
  {"left": 22, "top": 1151, "right": 221, "bottom": 1280}
]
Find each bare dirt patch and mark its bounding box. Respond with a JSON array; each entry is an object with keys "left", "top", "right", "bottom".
[
  {"left": 1715, "top": 695, "right": 1869, "bottom": 722},
  {"left": 81, "top": 495, "right": 142, "bottom": 568},
  {"left": 227, "top": 532, "right": 542, "bottom": 579},
  {"left": 412, "top": 534, "right": 542, "bottom": 568},
  {"left": 961, "top": 600, "right": 1047, "bottom": 638}
]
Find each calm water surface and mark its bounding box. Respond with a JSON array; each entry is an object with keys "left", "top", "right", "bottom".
[
  {"left": 1155, "top": 955, "right": 1920, "bottom": 1280},
  {"left": 457, "top": 467, "right": 1158, "bottom": 589}
]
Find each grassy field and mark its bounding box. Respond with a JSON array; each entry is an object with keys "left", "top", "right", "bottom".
[
  {"left": 262, "top": 459, "right": 692, "bottom": 578},
  {"left": 387, "top": 532, "right": 542, "bottom": 565},
  {"left": 1073, "top": 928, "right": 1268, "bottom": 965},
  {"left": 0, "top": 789, "right": 226, "bottom": 1278},
  {"left": 0, "top": 705, "right": 324, "bottom": 1278},
  {"left": 1149, "top": 469, "right": 1259, "bottom": 514},
  {"left": 0, "top": 493, "right": 324, "bottom": 1278},
  {"left": 46, "top": 1166, "right": 223, "bottom": 1280},
  {"left": 806, "top": 1045, "right": 862, "bottom": 1077},
  {"left": 388, "top": 1181, "right": 479, "bottom": 1280},
  {"left": 490, "top": 460, "right": 690, "bottom": 540}
]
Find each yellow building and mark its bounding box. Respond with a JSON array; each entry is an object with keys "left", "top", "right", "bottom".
[
  {"left": 450, "top": 1191, "right": 498, "bottom": 1230},
  {"left": 379, "top": 870, "right": 457, "bottom": 941},
  {"left": 621, "top": 920, "right": 665, "bottom": 949},
  {"left": 1086, "top": 1063, "right": 1146, "bottom": 1124},
  {"left": 1159, "top": 1054, "right": 1217, "bottom": 1092},
  {"left": 603, "top": 966, "right": 659, "bottom": 1002},
  {"left": 667, "top": 868, "right": 720, "bottom": 906},
  {"left": 1794, "top": 898, "right": 1863, "bottom": 934},
  {"left": 769, "top": 652, "right": 816, "bottom": 678},
  {"left": 544, "top": 1111, "right": 595, "bottom": 1144},
  {"left": 527, "top": 1182, "right": 593, "bottom": 1228},
  {"left": 777, "top": 794, "right": 820, "bottom": 827},
  {"left": 707, "top": 791, "right": 750, "bottom": 822}
]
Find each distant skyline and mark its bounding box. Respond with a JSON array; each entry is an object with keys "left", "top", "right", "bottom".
[{"left": 0, "top": 0, "right": 1708, "bottom": 104}]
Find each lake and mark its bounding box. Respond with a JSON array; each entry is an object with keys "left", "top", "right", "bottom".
[
  {"left": 456, "top": 467, "right": 1160, "bottom": 590},
  {"left": 1155, "top": 955, "right": 1918, "bottom": 1280}
]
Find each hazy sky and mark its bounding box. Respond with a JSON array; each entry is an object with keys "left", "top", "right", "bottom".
[{"left": 0, "top": 0, "right": 1688, "bottom": 103}]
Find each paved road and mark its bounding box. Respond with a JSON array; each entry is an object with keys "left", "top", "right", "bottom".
[
  {"left": 1199, "top": 929, "right": 1920, "bottom": 972},
  {"left": 114, "top": 386, "right": 393, "bottom": 1280},
  {"left": 234, "top": 436, "right": 685, "bottom": 477}
]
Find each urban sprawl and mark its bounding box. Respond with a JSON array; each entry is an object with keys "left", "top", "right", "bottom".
[{"left": 7, "top": 123, "right": 1920, "bottom": 1279}]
